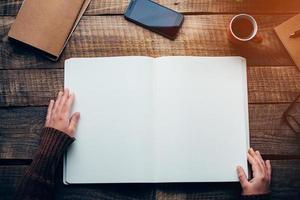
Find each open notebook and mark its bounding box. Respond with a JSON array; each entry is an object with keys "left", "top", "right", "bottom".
[{"left": 64, "top": 56, "right": 249, "bottom": 184}]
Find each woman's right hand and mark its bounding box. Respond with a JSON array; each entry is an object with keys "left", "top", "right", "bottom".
[{"left": 237, "top": 148, "right": 271, "bottom": 195}]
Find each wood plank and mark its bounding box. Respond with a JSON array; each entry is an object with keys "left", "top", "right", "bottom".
[
  {"left": 1, "top": 0, "right": 300, "bottom": 16},
  {"left": 248, "top": 66, "right": 300, "bottom": 103},
  {"left": 1, "top": 160, "right": 299, "bottom": 200},
  {"left": 155, "top": 160, "right": 300, "bottom": 200},
  {"left": 55, "top": 182, "right": 156, "bottom": 200},
  {"left": 0, "top": 69, "right": 63, "bottom": 107},
  {"left": 0, "top": 0, "right": 21, "bottom": 16},
  {"left": 0, "top": 165, "right": 26, "bottom": 200},
  {"left": 156, "top": 182, "right": 240, "bottom": 200},
  {"left": 270, "top": 160, "right": 300, "bottom": 199},
  {"left": 0, "top": 15, "right": 294, "bottom": 69},
  {"left": 1, "top": 104, "right": 299, "bottom": 159},
  {"left": 1, "top": 66, "right": 299, "bottom": 107},
  {"left": 0, "top": 166, "right": 155, "bottom": 200},
  {"left": 0, "top": 107, "right": 45, "bottom": 159},
  {"left": 85, "top": 0, "right": 300, "bottom": 15}
]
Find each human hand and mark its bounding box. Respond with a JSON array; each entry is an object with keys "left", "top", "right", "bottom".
[
  {"left": 45, "top": 88, "right": 80, "bottom": 137},
  {"left": 237, "top": 148, "right": 271, "bottom": 195}
]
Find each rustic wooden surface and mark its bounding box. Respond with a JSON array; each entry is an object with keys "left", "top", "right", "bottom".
[
  {"left": 1, "top": 160, "right": 299, "bottom": 199},
  {"left": 1, "top": 0, "right": 300, "bottom": 15},
  {"left": 0, "top": 0, "right": 300, "bottom": 199},
  {"left": 0, "top": 15, "right": 297, "bottom": 69}
]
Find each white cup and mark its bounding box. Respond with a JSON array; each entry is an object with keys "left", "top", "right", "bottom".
[{"left": 228, "top": 14, "right": 262, "bottom": 43}]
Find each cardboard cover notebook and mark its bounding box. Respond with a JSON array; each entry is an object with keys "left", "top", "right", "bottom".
[
  {"left": 63, "top": 56, "right": 249, "bottom": 184},
  {"left": 274, "top": 14, "right": 300, "bottom": 70},
  {"left": 8, "top": 0, "right": 91, "bottom": 60}
]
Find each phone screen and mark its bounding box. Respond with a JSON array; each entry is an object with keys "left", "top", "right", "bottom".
[{"left": 125, "top": 0, "right": 184, "bottom": 39}]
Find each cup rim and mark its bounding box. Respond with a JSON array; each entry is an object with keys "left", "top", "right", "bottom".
[{"left": 229, "top": 14, "right": 258, "bottom": 42}]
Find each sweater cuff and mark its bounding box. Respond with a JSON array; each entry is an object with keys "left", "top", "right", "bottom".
[
  {"left": 240, "top": 193, "right": 271, "bottom": 200},
  {"left": 32, "top": 128, "right": 75, "bottom": 175},
  {"left": 38, "top": 127, "right": 75, "bottom": 159}
]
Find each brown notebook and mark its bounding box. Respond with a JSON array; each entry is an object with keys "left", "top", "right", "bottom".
[
  {"left": 8, "top": 0, "right": 91, "bottom": 60},
  {"left": 274, "top": 14, "right": 300, "bottom": 70}
]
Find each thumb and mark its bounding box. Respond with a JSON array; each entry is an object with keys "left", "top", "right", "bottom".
[
  {"left": 68, "top": 112, "right": 80, "bottom": 135},
  {"left": 237, "top": 166, "right": 249, "bottom": 188}
]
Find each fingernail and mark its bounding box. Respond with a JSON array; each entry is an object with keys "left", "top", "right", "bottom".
[
  {"left": 256, "top": 150, "right": 260, "bottom": 154},
  {"left": 76, "top": 112, "right": 80, "bottom": 118}
]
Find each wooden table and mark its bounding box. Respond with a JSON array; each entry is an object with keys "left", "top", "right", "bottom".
[{"left": 1, "top": 0, "right": 300, "bottom": 199}]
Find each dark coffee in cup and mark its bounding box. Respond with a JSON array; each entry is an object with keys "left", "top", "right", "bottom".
[
  {"left": 232, "top": 18, "right": 254, "bottom": 39},
  {"left": 228, "top": 14, "right": 258, "bottom": 42}
]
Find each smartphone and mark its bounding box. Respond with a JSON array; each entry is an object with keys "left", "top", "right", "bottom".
[{"left": 124, "top": 0, "right": 184, "bottom": 40}]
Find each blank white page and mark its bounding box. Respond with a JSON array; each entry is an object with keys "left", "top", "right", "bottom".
[
  {"left": 153, "top": 56, "right": 249, "bottom": 182},
  {"left": 64, "top": 57, "right": 156, "bottom": 183},
  {"left": 64, "top": 56, "right": 249, "bottom": 184}
]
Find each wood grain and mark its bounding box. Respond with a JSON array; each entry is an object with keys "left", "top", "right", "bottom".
[
  {"left": 1, "top": 160, "right": 299, "bottom": 200},
  {"left": 1, "top": 1, "right": 300, "bottom": 198},
  {"left": 247, "top": 66, "right": 300, "bottom": 103},
  {"left": 0, "top": 66, "right": 299, "bottom": 107},
  {"left": 0, "top": 107, "right": 45, "bottom": 159},
  {"left": 0, "top": 165, "right": 26, "bottom": 200},
  {"left": 1, "top": 104, "right": 299, "bottom": 159},
  {"left": 85, "top": 0, "right": 300, "bottom": 15},
  {"left": 55, "top": 183, "right": 156, "bottom": 200},
  {"left": 270, "top": 160, "right": 300, "bottom": 199},
  {"left": 1, "top": 0, "right": 300, "bottom": 16},
  {"left": 0, "top": 15, "right": 294, "bottom": 69},
  {"left": 155, "top": 160, "right": 300, "bottom": 200},
  {"left": 0, "top": 69, "right": 63, "bottom": 107},
  {"left": 0, "top": 165, "right": 156, "bottom": 200}
]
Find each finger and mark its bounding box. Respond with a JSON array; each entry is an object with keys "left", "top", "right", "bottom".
[
  {"left": 255, "top": 150, "right": 266, "bottom": 167},
  {"left": 249, "top": 148, "right": 265, "bottom": 175},
  {"left": 68, "top": 112, "right": 80, "bottom": 134},
  {"left": 53, "top": 91, "right": 63, "bottom": 113},
  {"left": 45, "top": 100, "right": 54, "bottom": 126},
  {"left": 58, "top": 88, "right": 69, "bottom": 112},
  {"left": 265, "top": 160, "right": 272, "bottom": 182},
  {"left": 255, "top": 150, "right": 267, "bottom": 175},
  {"left": 247, "top": 153, "right": 260, "bottom": 178},
  {"left": 237, "top": 166, "right": 249, "bottom": 188},
  {"left": 62, "top": 91, "right": 75, "bottom": 114}
]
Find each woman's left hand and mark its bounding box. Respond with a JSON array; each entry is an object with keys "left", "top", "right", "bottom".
[{"left": 45, "top": 88, "right": 80, "bottom": 137}]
